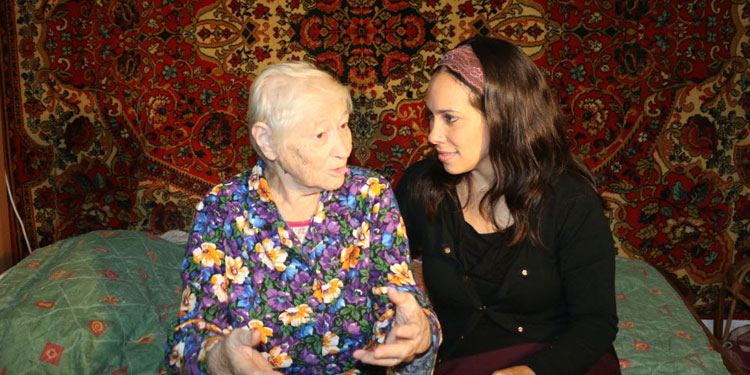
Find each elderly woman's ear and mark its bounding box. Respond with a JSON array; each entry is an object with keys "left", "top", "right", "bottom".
[{"left": 251, "top": 121, "right": 278, "bottom": 161}]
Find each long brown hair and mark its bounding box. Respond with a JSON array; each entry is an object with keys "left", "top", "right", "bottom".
[{"left": 418, "top": 36, "right": 597, "bottom": 247}]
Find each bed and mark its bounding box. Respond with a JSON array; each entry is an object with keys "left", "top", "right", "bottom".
[{"left": 0, "top": 230, "right": 739, "bottom": 374}]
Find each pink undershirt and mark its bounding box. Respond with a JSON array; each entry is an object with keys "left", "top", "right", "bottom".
[{"left": 287, "top": 219, "right": 311, "bottom": 241}]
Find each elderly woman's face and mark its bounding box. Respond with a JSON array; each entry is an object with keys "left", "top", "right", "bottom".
[{"left": 275, "top": 97, "right": 352, "bottom": 192}]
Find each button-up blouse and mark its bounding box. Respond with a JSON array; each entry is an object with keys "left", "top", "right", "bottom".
[{"left": 165, "top": 161, "right": 440, "bottom": 375}]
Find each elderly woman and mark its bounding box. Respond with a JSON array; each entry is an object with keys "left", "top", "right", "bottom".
[{"left": 164, "top": 61, "right": 439, "bottom": 375}]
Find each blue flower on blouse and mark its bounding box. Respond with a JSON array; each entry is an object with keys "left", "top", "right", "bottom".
[
  {"left": 381, "top": 232, "right": 393, "bottom": 248},
  {"left": 251, "top": 215, "right": 266, "bottom": 228},
  {"left": 295, "top": 323, "right": 314, "bottom": 339},
  {"left": 310, "top": 242, "right": 326, "bottom": 260},
  {"left": 282, "top": 260, "right": 300, "bottom": 281},
  {"left": 328, "top": 296, "right": 346, "bottom": 314},
  {"left": 339, "top": 194, "right": 357, "bottom": 211}
]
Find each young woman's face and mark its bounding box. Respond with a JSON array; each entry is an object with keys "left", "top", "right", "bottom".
[
  {"left": 425, "top": 70, "right": 490, "bottom": 176},
  {"left": 274, "top": 97, "right": 352, "bottom": 192}
]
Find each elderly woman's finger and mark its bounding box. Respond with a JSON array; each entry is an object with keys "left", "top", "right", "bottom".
[
  {"left": 352, "top": 342, "right": 414, "bottom": 366},
  {"left": 387, "top": 287, "right": 417, "bottom": 309},
  {"left": 209, "top": 327, "right": 282, "bottom": 374},
  {"left": 371, "top": 342, "right": 417, "bottom": 359},
  {"left": 390, "top": 322, "right": 421, "bottom": 339},
  {"left": 228, "top": 327, "right": 261, "bottom": 348},
  {"left": 353, "top": 355, "right": 401, "bottom": 367}
]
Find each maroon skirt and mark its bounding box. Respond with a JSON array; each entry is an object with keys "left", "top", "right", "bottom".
[{"left": 434, "top": 343, "right": 621, "bottom": 375}]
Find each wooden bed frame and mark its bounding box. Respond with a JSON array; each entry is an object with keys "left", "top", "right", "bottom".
[{"left": 652, "top": 265, "right": 742, "bottom": 374}]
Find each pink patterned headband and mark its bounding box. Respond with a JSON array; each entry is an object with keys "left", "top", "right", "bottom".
[{"left": 437, "top": 44, "right": 485, "bottom": 94}]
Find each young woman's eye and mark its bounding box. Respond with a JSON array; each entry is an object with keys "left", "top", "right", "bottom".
[
  {"left": 316, "top": 132, "right": 326, "bottom": 139},
  {"left": 339, "top": 122, "right": 349, "bottom": 130},
  {"left": 444, "top": 114, "right": 457, "bottom": 123}
]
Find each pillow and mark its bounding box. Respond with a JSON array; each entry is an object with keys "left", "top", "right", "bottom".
[{"left": 0, "top": 230, "right": 185, "bottom": 374}]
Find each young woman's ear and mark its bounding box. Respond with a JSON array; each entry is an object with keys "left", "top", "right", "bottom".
[{"left": 251, "top": 122, "right": 278, "bottom": 161}]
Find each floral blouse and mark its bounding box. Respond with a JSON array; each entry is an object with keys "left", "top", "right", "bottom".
[{"left": 165, "top": 161, "right": 440, "bottom": 375}]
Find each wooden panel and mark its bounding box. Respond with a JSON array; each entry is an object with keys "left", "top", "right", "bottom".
[
  {"left": 0, "top": 25, "right": 22, "bottom": 273},
  {"left": 0, "top": 104, "right": 16, "bottom": 273}
]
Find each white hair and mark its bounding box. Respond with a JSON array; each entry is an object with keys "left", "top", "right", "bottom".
[{"left": 247, "top": 61, "right": 352, "bottom": 151}]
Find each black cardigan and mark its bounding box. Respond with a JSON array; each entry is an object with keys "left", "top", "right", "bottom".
[{"left": 395, "top": 158, "right": 618, "bottom": 375}]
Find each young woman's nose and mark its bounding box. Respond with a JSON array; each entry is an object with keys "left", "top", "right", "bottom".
[{"left": 427, "top": 122, "right": 444, "bottom": 145}]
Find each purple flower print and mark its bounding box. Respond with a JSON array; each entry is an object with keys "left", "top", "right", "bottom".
[
  {"left": 343, "top": 319, "right": 361, "bottom": 335},
  {"left": 300, "top": 347, "right": 319, "bottom": 365},
  {"left": 267, "top": 288, "right": 293, "bottom": 311}
]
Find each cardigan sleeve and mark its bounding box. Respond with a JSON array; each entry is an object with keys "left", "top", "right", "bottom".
[
  {"left": 524, "top": 183, "right": 618, "bottom": 375},
  {"left": 366, "top": 175, "right": 441, "bottom": 374},
  {"left": 164, "top": 188, "right": 238, "bottom": 375}
]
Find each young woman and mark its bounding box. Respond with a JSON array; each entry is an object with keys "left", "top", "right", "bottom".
[{"left": 396, "top": 37, "right": 620, "bottom": 375}]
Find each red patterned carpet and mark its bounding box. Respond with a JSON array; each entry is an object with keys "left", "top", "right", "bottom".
[{"left": 1, "top": 0, "right": 749, "bottom": 315}]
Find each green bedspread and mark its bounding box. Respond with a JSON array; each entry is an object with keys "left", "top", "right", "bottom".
[
  {"left": 0, "top": 231, "right": 731, "bottom": 374},
  {"left": 0, "top": 230, "right": 184, "bottom": 374},
  {"left": 614, "top": 256, "right": 728, "bottom": 374}
]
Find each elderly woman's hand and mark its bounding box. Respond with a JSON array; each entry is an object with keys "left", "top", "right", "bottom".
[
  {"left": 352, "top": 287, "right": 432, "bottom": 367},
  {"left": 492, "top": 365, "right": 536, "bottom": 375},
  {"left": 207, "top": 327, "right": 283, "bottom": 375}
]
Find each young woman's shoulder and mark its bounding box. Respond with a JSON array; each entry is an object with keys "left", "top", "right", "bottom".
[
  {"left": 546, "top": 170, "right": 607, "bottom": 220},
  {"left": 554, "top": 170, "right": 598, "bottom": 196},
  {"left": 394, "top": 158, "right": 442, "bottom": 212},
  {"left": 399, "top": 158, "right": 441, "bottom": 186}
]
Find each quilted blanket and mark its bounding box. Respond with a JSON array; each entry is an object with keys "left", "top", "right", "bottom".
[
  {"left": 0, "top": 230, "right": 183, "bottom": 374},
  {"left": 614, "top": 256, "right": 730, "bottom": 374},
  {"left": 0, "top": 231, "right": 733, "bottom": 373}
]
